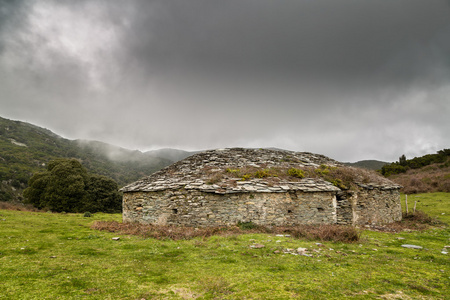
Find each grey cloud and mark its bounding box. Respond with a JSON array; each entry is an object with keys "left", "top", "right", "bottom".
[
  {"left": 0, "top": 0, "right": 449, "bottom": 162},
  {"left": 123, "top": 1, "right": 450, "bottom": 85}
]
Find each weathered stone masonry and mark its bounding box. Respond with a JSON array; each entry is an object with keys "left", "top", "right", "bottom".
[
  {"left": 349, "top": 186, "right": 402, "bottom": 225},
  {"left": 123, "top": 187, "right": 339, "bottom": 227},
  {"left": 122, "top": 185, "right": 401, "bottom": 226},
  {"left": 121, "top": 148, "right": 402, "bottom": 226}
]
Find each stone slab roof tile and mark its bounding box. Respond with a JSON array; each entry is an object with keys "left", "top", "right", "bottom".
[{"left": 121, "top": 148, "right": 399, "bottom": 193}]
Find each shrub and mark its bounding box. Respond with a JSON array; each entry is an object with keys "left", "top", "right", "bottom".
[
  {"left": 23, "top": 158, "right": 122, "bottom": 213},
  {"left": 241, "top": 174, "right": 252, "bottom": 181},
  {"left": 402, "top": 210, "right": 441, "bottom": 225},
  {"left": 83, "top": 212, "right": 92, "bottom": 217},
  {"left": 315, "top": 164, "right": 332, "bottom": 175},
  {"left": 287, "top": 168, "right": 305, "bottom": 178},
  {"left": 226, "top": 168, "right": 240, "bottom": 175},
  {"left": 0, "top": 191, "right": 12, "bottom": 202},
  {"left": 237, "top": 221, "right": 258, "bottom": 230},
  {"left": 381, "top": 164, "right": 408, "bottom": 176},
  {"left": 330, "top": 179, "right": 347, "bottom": 190},
  {"left": 254, "top": 169, "right": 269, "bottom": 178}
]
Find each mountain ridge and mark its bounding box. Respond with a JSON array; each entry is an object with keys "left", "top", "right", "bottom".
[
  {"left": 343, "top": 160, "right": 389, "bottom": 170},
  {"left": 0, "top": 116, "right": 182, "bottom": 201}
]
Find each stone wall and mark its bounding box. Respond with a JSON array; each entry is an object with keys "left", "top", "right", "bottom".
[
  {"left": 335, "top": 191, "right": 354, "bottom": 225},
  {"left": 123, "top": 189, "right": 338, "bottom": 227},
  {"left": 352, "top": 187, "right": 402, "bottom": 225},
  {"left": 123, "top": 187, "right": 401, "bottom": 227}
]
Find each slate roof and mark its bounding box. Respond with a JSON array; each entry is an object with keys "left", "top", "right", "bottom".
[{"left": 121, "top": 148, "right": 400, "bottom": 194}]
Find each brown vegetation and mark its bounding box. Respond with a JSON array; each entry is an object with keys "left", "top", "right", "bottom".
[
  {"left": 92, "top": 209, "right": 442, "bottom": 240},
  {"left": 0, "top": 201, "right": 40, "bottom": 212},
  {"left": 367, "top": 210, "right": 444, "bottom": 232},
  {"left": 390, "top": 163, "right": 450, "bottom": 194},
  {"left": 401, "top": 210, "right": 441, "bottom": 224},
  {"left": 274, "top": 224, "right": 361, "bottom": 242},
  {"left": 91, "top": 221, "right": 243, "bottom": 240},
  {"left": 207, "top": 164, "right": 390, "bottom": 190},
  {"left": 308, "top": 165, "right": 392, "bottom": 189},
  {"left": 91, "top": 221, "right": 361, "bottom": 243}
]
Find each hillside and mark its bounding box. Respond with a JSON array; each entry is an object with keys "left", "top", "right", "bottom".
[
  {"left": 389, "top": 162, "right": 450, "bottom": 194},
  {"left": 0, "top": 116, "right": 174, "bottom": 202},
  {"left": 343, "top": 160, "right": 388, "bottom": 170},
  {"left": 145, "top": 148, "right": 196, "bottom": 162},
  {"left": 382, "top": 150, "right": 450, "bottom": 194}
]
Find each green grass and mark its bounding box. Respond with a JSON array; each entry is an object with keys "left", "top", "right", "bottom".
[
  {"left": 401, "top": 192, "right": 450, "bottom": 224},
  {"left": 1, "top": 194, "right": 449, "bottom": 299}
]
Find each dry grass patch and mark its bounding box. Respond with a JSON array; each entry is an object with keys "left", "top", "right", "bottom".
[
  {"left": 402, "top": 210, "right": 442, "bottom": 225},
  {"left": 91, "top": 221, "right": 361, "bottom": 243},
  {"left": 203, "top": 163, "right": 390, "bottom": 191},
  {"left": 274, "top": 224, "right": 361, "bottom": 242},
  {"left": 91, "top": 221, "right": 244, "bottom": 240},
  {"left": 368, "top": 210, "right": 445, "bottom": 233},
  {"left": 92, "top": 209, "right": 443, "bottom": 240},
  {"left": 0, "top": 201, "right": 40, "bottom": 212},
  {"left": 305, "top": 165, "right": 394, "bottom": 189}
]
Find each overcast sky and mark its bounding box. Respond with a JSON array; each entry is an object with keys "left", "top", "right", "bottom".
[{"left": 1, "top": 0, "right": 449, "bottom": 162}]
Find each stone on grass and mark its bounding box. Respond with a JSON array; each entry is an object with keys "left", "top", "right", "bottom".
[{"left": 401, "top": 244, "right": 422, "bottom": 249}]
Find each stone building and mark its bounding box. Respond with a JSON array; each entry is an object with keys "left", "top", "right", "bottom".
[{"left": 121, "top": 148, "right": 401, "bottom": 227}]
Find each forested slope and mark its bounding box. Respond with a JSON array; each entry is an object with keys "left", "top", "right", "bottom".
[
  {"left": 0, "top": 116, "right": 172, "bottom": 201},
  {"left": 381, "top": 149, "right": 450, "bottom": 194}
]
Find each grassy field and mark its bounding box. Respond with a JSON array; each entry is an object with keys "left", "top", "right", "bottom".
[
  {"left": 401, "top": 193, "right": 450, "bottom": 224},
  {"left": 1, "top": 193, "right": 449, "bottom": 299}
]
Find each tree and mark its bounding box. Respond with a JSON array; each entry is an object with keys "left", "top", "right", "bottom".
[
  {"left": 24, "top": 158, "right": 122, "bottom": 213},
  {"left": 439, "top": 148, "right": 450, "bottom": 155},
  {"left": 82, "top": 174, "right": 122, "bottom": 213},
  {"left": 399, "top": 154, "right": 407, "bottom": 166},
  {"left": 23, "top": 172, "right": 51, "bottom": 209}
]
